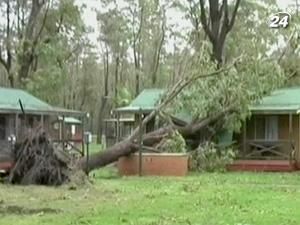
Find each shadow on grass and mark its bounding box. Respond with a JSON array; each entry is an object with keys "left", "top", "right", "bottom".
[{"left": 0, "top": 204, "right": 60, "bottom": 215}]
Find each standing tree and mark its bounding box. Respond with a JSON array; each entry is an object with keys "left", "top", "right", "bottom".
[{"left": 187, "top": 0, "right": 241, "bottom": 65}]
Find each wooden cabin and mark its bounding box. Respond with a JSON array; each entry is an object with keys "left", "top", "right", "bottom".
[
  {"left": 0, "top": 87, "right": 85, "bottom": 156},
  {"left": 230, "top": 87, "right": 300, "bottom": 171},
  {"left": 108, "top": 89, "right": 192, "bottom": 145},
  {"left": 105, "top": 89, "right": 165, "bottom": 144}
]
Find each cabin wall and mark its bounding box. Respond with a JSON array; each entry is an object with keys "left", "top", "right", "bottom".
[{"left": 240, "top": 114, "right": 300, "bottom": 161}]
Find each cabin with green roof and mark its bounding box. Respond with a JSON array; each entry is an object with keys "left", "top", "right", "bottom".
[
  {"left": 111, "top": 87, "right": 300, "bottom": 171},
  {"left": 0, "top": 87, "right": 84, "bottom": 154},
  {"left": 232, "top": 87, "right": 300, "bottom": 171},
  {"left": 103, "top": 89, "right": 165, "bottom": 144}
]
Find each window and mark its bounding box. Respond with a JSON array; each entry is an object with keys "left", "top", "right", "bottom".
[
  {"left": 0, "top": 117, "right": 6, "bottom": 140},
  {"left": 265, "top": 116, "right": 278, "bottom": 140},
  {"left": 71, "top": 125, "right": 76, "bottom": 135}
]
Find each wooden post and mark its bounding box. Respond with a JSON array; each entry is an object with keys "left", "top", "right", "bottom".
[
  {"left": 289, "top": 114, "right": 293, "bottom": 156},
  {"left": 289, "top": 114, "right": 293, "bottom": 140},
  {"left": 138, "top": 109, "right": 143, "bottom": 177},
  {"left": 288, "top": 114, "right": 293, "bottom": 161},
  {"left": 59, "top": 119, "right": 62, "bottom": 140},
  {"left": 15, "top": 114, "right": 18, "bottom": 139},
  {"left": 254, "top": 116, "right": 257, "bottom": 140},
  {"left": 40, "top": 114, "right": 44, "bottom": 128},
  {"left": 116, "top": 112, "right": 120, "bottom": 142},
  {"left": 297, "top": 113, "right": 300, "bottom": 162},
  {"left": 62, "top": 115, "right": 65, "bottom": 151},
  {"left": 81, "top": 115, "right": 85, "bottom": 156},
  {"left": 243, "top": 120, "right": 247, "bottom": 155}
]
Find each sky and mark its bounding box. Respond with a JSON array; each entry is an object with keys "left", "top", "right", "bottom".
[
  {"left": 75, "top": 0, "right": 192, "bottom": 52},
  {"left": 0, "top": 0, "right": 295, "bottom": 55},
  {"left": 75, "top": 0, "right": 296, "bottom": 54}
]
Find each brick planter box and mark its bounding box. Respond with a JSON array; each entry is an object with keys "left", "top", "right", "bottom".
[{"left": 118, "top": 153, "right": 189, "bottom": 176}]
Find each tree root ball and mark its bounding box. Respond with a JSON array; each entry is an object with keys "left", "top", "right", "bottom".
[{"left": 8, "top": 128, "right": 73, "bottom": 185}]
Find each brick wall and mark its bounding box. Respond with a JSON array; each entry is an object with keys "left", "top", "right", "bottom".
[{"left": 118, "top": 153, "right": 189, "bottom": 176}]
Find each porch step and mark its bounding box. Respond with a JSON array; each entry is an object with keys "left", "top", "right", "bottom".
[{"left": 227, "top": 160, "right": 296, "bottom": 172}]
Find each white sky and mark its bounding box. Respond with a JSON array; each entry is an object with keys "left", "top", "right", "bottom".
[
  {"left": 0, "top": 0, "right": 295, "bottom": 56},
  {"left": 76, "top": 0, "right": 295, "bottom": 54},
  {"left": 75, "top": 0, "right": 192, "bottom": 52}
]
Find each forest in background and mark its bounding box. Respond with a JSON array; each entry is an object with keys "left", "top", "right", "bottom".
[{"left": 0, "top": 0, "right": 299, "bottom": 138}]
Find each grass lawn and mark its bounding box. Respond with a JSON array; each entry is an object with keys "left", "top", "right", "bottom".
[
  {"left": 86, "top": 143, "right": 103, "bottom": 154},
  {"left": 1, "top": 168, "right": 300, "bottom": 225}
]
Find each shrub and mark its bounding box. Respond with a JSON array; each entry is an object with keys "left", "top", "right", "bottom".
[
  {"left": 189, "top": 142, "right": 235, "bottom": 172},
  {"left": 158, "top": 130, "right": 187, "bottom": 153}
]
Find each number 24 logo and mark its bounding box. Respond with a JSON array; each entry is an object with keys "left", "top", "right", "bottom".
[{"left": 269, "top": 12, "right": 291, "bottom": 28}]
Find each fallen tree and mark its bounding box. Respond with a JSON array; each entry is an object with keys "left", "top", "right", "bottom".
[
  {"left": 79, "top": 106, "right": 235, "bottom": 172},
  {"left": 4, "top": 60, "right": 237, "bottom": 185},
  {"left": 5, "top": 53, "right": 286, "bottom": 185},
  {"left": 79, "top": 59, "right": 240, "bottom": 172}
]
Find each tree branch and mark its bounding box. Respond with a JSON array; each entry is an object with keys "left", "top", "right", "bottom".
[
  {"left": 33, "top": 0, "right": 51, "bottom": 47},
  {"left": 199, "top": 0, "right": 214, "bottom": 43},
  {"left": 128, "top": 56, "right": 241, "bottom": 141},
  {"left": 228, "top": 0, "right": 241, "bottom": 31}
]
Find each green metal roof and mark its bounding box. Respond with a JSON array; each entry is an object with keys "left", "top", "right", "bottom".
[
  {"left": 115, "top": 88, "right": 194, "bottom": 124},
  {"left": 250, "top": 87, "right": 300, "bottom": 114},
  {"left": 173, "top": 110, "right": 193, "bottom": 124},
  {"left": 0, "top": 87, "right": 52, "bottom": 112},
  {"left": 0, "top": 87, "right": 84, "bottom": 116},
  {"left": 115, "top": 89, "right": 165, "bottom": 113}
]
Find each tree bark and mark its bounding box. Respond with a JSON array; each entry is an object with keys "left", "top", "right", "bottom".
[
  {"left": 151, "top": 12, "right": 165, "bottom": 86},
  {"left": 80, "top": 106, "right": 235, "bottom": 172},
  {"left": 78, "top": 59, "right": 239, "bottom": 172},
  {"left": 114, "top": 55, "right": 120, "bottom": 104},
  {"left": 199, "top": 0, "right": 241, "bottom": 66},
  {"left": 17, "top": 0, "right": 46, "bottom": 84},
  {"left": 0, "top": 0, "right": 13, "bottom": 86},
  {"left": 132, "top": 1, "right": 144, "bottom": 96},
  {"left": 97, "top": 46, "right": 110, "bottom": 144}
]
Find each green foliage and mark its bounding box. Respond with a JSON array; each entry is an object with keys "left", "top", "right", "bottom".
[
  {"left": 167, "top": 47, "right": 285, "bottom": 133},
  {"left": 158, "top": 130, "right": 187, "bottom": 153},
  {"left": 115, "top": 87, "right": 133, "bottom": 107},
  {"left": 190, "top": 142, "right": 235, "bottom": 172}
]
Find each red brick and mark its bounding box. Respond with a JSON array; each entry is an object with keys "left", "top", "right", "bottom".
[
  {"left": 118, "top": 153, "right": 188, "bottom": 176},
  {"left": 227, "top": 160, "right": 296, "bottom": 172}
]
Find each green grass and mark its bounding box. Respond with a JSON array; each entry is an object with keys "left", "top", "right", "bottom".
[
  {"left": 87, "top": 143, "right": 103, "bottom": 154},
  {"left": 1, "top": 169, "right": 300, "bottom": 225}
]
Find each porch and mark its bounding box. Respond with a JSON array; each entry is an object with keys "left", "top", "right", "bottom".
[
  {"left": 232, "top": 113, "right": 299, "bottom": 171},
  {"left": 239, "top": 112, "right": 298, "bottom": 158}
]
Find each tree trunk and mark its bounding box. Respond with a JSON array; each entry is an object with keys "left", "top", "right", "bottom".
[
  {"left": 198, "top": 0, "right": 241, "bottom": 66},
  {"left": 17, "top": 0, "right": 46, "bottom": 84},
  {"left": 114, "top": 55, "right": 120, "bottom": 104},
  {"left": 80, "top": 106, "right": 235, "bottom": 172},
  {"left": 81, "top": 60, "right": 238, "bottom": 171},
  {"left": 97, "top": 47, "right": 110, "bottom": 144}
]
